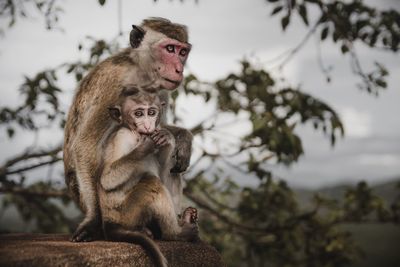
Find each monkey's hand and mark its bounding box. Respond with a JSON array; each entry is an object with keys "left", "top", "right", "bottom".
[
  {"left": 150, "top": 128, "right": 175, "bottom": 147},
  {"left": 133, "top": 135, "right": 156, "bottom": 156},
  {"left": 71, "top": 217, "right": 103, "bottom": 242}
]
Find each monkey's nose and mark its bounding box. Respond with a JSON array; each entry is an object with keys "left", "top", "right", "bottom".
[{"left": 175, "top": 63, "right": 183, "bottom": 74}]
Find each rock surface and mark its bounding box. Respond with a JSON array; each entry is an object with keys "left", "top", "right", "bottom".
[{"left": 0, "top": 233, "right": 225, "bottom": 267}]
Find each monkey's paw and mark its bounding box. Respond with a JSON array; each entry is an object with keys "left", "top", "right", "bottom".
[
  {"left": 151, "top": 128, "right": 174, "bottom": 147},
  {"left": 181, "top": 206, "right": 198, "bottom": 225},
  {"left": 71, "top": 219, "right": 103, "bottom": 242}
]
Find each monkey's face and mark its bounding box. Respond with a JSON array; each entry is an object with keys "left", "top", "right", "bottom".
[
  {"left": 154, "top": 38, "right": 191, "bottom": 90},
  {"left": 124, "top": 102, "right": 160, "bottom": 135}
]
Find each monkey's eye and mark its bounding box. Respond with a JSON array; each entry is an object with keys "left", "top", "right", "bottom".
[
  {"left": 166, "top": 45, "right": 175, "bottom": 53},
  {"left": 179, "top": 48, "right": 187, "bottom": 57},
  {"left": 134, "top": 111, "right": 144, "bottom": 117},
  {"left": 148, "top": 109, "right": 157, "bottom": 117}
]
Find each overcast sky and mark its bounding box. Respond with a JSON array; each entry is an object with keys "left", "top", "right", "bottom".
[{"left": 0, "top": 0, "right": 399, "bottom": 189}]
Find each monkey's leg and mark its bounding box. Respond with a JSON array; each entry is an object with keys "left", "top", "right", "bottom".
[
  {"left": 150, "top": 182, "right": 199, "bottom": 242},
  {"left": 69, "top": 133, "right": 104, "bottom": 242},
  {"left": 157, "top": 126, "right": 189, "bottom": 213},
  {"left": 103, "top": 222, "right": 167, "bottom": 267},
  {"left": 125, "top": 174, "right": 199, "bottom": 242},
  {"left": 72, "top": 167, "right": 103, "bottom": 242},
  {"left": 151, "top": 128, "right": 183, "bottom": 213},
  {"left": 178, "top": 207, "right": 200, "bottom": 242},
  {"left": 163, "top": 125, "right": 193, "bottom": 173}
]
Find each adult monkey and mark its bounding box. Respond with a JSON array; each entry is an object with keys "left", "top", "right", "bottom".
[{"left": 63, "top": 17, "right": 193, "bottom": 242}]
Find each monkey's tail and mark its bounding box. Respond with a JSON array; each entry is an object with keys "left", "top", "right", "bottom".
[
  {"left": 129, "top": 231, "right": 168, "bottom": 267},
  {"left": 104, "top": 226, "right": 167, "bottom": 267}
]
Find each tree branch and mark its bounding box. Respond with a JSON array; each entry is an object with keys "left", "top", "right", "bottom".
[
  {"left": 0, "top": 145, "right": 62, "bottom": 175},
  {"left": 5, "top": 158, "right": 61, "bottom": 175},
  {"left": 0, "top": 187, "right": 69, "bottom": 198},
  {"left": 265, "top": 20, "right": 320, "bottom": 69},
  {"left": 184, "top": 188, "right": 279, "bottom": 234}
]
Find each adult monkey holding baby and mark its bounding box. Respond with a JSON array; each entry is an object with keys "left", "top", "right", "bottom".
[{"left": 63, "top": 17, "right": 193, "bottom": 242}]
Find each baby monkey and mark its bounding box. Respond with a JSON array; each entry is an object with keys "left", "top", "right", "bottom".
[{"left": 98, "top": 87, "right": 198, "bottom": 267}]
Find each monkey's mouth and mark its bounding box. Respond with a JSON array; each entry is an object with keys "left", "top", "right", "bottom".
[{"left": 163, "top": 78, "right": 181, "bottom": 85}]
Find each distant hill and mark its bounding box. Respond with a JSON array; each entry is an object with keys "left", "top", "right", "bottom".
[
  {"left": 293, "top": 178, "right": 400, "bottom": 267},
  {"left": 293, "top": 178, "right": 400, "bottom": 207}
]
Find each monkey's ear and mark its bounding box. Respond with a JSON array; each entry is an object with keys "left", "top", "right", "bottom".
[
  {"left": 108, "top": 106, "right": 122, "bottom": 123},
  {"left": 130, "top": 25, "right": 145, "bottom": 48}
]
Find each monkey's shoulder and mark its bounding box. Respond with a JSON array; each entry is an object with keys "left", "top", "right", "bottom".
[{"left": 109, "top": 48, "right": 138, "bottom": 66}]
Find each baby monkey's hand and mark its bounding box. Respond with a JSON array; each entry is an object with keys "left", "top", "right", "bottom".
[{"left": 150, "top": 128, "right": 174, "bottom": 147}]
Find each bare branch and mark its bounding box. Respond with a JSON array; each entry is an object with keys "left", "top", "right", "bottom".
[
  {"left": 0, "top": 187, "right": 69, "bottom": 198},
  {"left": 184, "top": 188, "right": 274, "bottom": 234},
  {"left": 0, "top": 145, "right": 62, "bottom": 174},
  {"left": 265, "top": 20, "right": 319, "bottom": 69},
  {"left": 5, "top": 158, "right": 61, "bottom": 175}
]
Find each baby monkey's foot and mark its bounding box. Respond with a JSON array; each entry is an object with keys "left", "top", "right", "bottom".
[{"left": 182, "top": 206, "right": 198, "bottom": 224}]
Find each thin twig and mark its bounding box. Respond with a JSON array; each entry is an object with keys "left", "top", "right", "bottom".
[
  {"left": 264, "top": 20, "right": 320, "bottom": 69},
  {"left": 117, "top": 0, "right": 122, "bottom": 36},
  {"left": 315, "top": 32, "right": 333, "bottom": 82}
]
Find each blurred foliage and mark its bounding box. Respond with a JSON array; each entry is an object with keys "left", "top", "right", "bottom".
[
  {"left": 267, "top": 0, "right": 397, "bottom": 94},
  {"left": 0, "top": 0, "right": 63, "bottom": 32},
  {"left": 0, "top": 70, "right": 64, "bottom": 137},
  {"left": 0, "top": 1, "right": 399, "bottom": 267}
]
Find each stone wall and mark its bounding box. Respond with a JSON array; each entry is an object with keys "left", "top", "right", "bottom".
[{"left": 0, "top": 234, "right": 225, "bottom": 267}]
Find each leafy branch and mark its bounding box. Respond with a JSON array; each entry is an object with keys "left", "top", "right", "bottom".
[{"left": 267, "top": 0, "right": 398, "bottom": 94}]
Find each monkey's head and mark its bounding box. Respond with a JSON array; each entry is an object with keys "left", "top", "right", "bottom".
[
  {"left": 109, "top": 87, "right": 166, "bottom": 135},
  {"left": 130, "top": 17, "right": 191, "bottom": 90}
]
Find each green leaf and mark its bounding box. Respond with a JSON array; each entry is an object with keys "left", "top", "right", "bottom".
[
  {"left": 75, "top": 73, "right": 83, "bottom": 81},
  {"left": 281, "top": 15, "right": 290, "bottom": 31},
  {"left": 375, "top": 79, "right": 387, "bottom": 88},
  {"left": 7, "top": 127, "right": 14, "bottom": 138},
  {"left": 341, "top": 44, "right": 349, "bottom": 54},
  {"left": 271, "top": 6, "right": 283, "bottom": 15},
  {"left": 333, "top": 31, "right": 340, "bottom": 42},
  {"left": 98, "top": 0, "right": 106, "bottom": 6},
  {"left": 321, "top": 26, "right": 329, "bottom": 40},
  {"left": 298, "top": 5, "right": 309, "bottom": 26}
]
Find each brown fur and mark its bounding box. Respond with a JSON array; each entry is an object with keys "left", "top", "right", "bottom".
[
  {"left": 101, "top": 175, "right": 198, "bottom": 267},
  {"left": 98, "top": 99, "right": 197, "bottom": 267},
  {"left": 63, "top": 17, "right": 193, "bottom": 242},
  {"left": 141, "top": 17, "right": 189, "bottom": 43}
]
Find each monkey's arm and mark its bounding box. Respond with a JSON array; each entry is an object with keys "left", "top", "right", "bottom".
[
  {"left": 101, "top": 134, "right": 155, "bottom": 191},
  {"left": 162, "top": 125, "right": 193, "bottom": 173},
  {"left": 151, "top": 128, "right": 176, "bottom": 183}
]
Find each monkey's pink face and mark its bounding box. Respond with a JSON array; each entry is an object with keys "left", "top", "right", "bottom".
[
  {"left": 124, "top": 103, "right": 160, "bottom": 135},
  {"left": 155, "top": 38, "right": 191, "bottom": 90}
]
